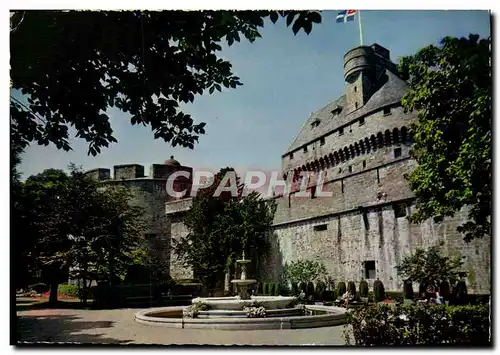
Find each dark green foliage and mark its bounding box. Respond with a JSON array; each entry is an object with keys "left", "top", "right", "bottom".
[
  {"left": 347, "top": 281, "right": 356, "bottom": 294},
  {"left": 384, "top": 291, "right": 404, "bottom": 304},
  {"left": 11, "top": 10, "right": 323, "bottom": 156},
  {"left": 14, "top": 165, "right": 146, "bottom": 304},
  {"left": 345, "top": 303, "right": 490, "bottom": 345},
  {"left": 306, "top": 282, "right": 315, "bottom": 297},
  {"left": 291, "top": 282, "right": 299, "bottom": 296},
  {"left": 315, "top": 280, "right": 326, "bottom": 301},
  {"left": 373, "top": 280, "right": 385, "bottom": 302},
  {"left": 359, "top": 280, "right": 369, "bottom": 297},
  {"left": 403, "top": 281, "right": 414, "bottom": 299},
  {"left": 440, "top": 281, "right": 450, "bottom": 299},
  {"left": 174, "top": 168, "right": 276, "bottom": 289},
  {"left": 58, "top": 284, "right": 80, "bottom": 298},
  {"left": 398, "top": 35, "right": 491, "bottom": 242},
  {"left": 273, "top": 282, "right": 280, "bottom": 296},
  {"left": 337, "top": 282, "right": 346, "bottom": 296},
  {"left": 263, "top": 283, "right": 269, "bottom": 296},
  {"left": 396, "top": 244, "right": 463, "bottom": 292}
]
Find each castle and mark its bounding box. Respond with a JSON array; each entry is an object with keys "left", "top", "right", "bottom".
[{"left": 86, "top": 43, "right": 491, "bottom": 294}]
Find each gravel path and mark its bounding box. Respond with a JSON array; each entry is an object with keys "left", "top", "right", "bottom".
[{"left": 16, "top": 306, "right": 347, "bottom": 345}]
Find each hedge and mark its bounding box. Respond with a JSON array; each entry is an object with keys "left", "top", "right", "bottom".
[
  {"left": 58, "top": 284, "right": 80, "bottom": 298},
  {"left": 345, "top": 303, "right": 490, "bottom": 346}
]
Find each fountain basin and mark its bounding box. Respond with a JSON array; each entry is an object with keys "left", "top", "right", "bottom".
[
  {"left": 135, "top": 305, "right": 347, "bottom": 330},
  {"left": 191, "top": 295, "right": 296, "bottom": 310}
]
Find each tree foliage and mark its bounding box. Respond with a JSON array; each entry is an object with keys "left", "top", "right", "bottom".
[
  {"left": 398, "top": 34, "right": 492, "bottom": 242},
  {"left": 283, "top": 260, "right": 327, "bottom": 285},
  {"left": 14, "top": 164, "right": 146, "bottom": 302},
  {"left": 396, "top": 243, "right": 464, "bottom": 290},
  {"left": 174, "top": 167, "right": 277, "bottom": 288},
  {"left": 10, "top": 10, "right": 323, "bottom": 155}
]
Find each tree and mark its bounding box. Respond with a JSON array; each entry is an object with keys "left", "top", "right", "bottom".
[
  {"left": 10, "top": 10, "right": 323, "bottom": 155},
  {"left": 16, "top": 165, "right": 146, "bottom": 303},
  {"left": 174, "top": 167, "right": 276, "bottom": 289},
  {"left": 398, "top": 34, "right": 492, "bottom": 242},
  {"left": 283, "top": 260, "right": 327, "bottom": 286},
  {"left": 395, "top": 243, "right": 464, "bottom": 291},
  {"left": 22, "top": 169, "right": 72, "bottom": 303}
]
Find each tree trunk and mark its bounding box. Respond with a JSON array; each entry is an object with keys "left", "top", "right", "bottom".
[{"left": 49, "top": 283, "right": 59, "bottom": 304}]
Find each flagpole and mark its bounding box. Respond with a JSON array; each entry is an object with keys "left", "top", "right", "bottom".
[{"left": 358, "top": 10, "right": 364, "bottom": 46}]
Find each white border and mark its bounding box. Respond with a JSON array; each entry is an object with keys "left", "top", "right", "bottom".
[{"left": 3, "top": 2, "right": 497, "bottom": 354}]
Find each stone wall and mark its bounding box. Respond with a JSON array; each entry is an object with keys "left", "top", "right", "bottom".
[
  {"left": 114, "top": 164, "right": 145, "bottom": 180},
  {"left": 103, "top": 179, "right": 172, "bottom": 271},
  {"left": 260, "top": 204, "right": 491, "bottom": 294}
]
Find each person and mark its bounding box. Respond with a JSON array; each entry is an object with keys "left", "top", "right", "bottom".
[
  {"left": 434, "top": 288, "right": 444, "bottom": 305},
  {"left": 343, "top": 289, "right": 355, "bottom": 308}
]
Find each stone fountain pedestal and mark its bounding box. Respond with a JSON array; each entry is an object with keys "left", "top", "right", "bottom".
[{"left": 230, "top": 253, "right": 257, "bottom": 300}]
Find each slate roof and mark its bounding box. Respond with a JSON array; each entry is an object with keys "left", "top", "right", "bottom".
[{"left": 283, "top": 69, "right": 409, "bottom": 155}]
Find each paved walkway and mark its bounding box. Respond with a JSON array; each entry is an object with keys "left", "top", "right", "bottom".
[{"left": 16, "top": 306, "right": 347, "bottom": 345}]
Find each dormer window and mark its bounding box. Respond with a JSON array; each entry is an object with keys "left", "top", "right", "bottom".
[
  {"left": 331, "top": 105, "right": 343, "bottom": 116},
  {"left": 311, "top": 119, "right": 321, "bottom": 128}
]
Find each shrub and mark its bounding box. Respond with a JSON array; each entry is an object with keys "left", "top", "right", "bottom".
[
  {"left": 306, "top": 282, "right": 315, "bottom": 297},
  {"left": 439, "top": 281, "right": 450, "bottom": 299},
  {"left": 337, "top": 282, "right": 346, "bottom": 296},
  {"left": 373, "top": 280, "right": 385, "bottom": 302},
  {"left": 359, "top": 280, "right": 369, "bottom": 297},
  {"left": 291, "top": 282, "right": 299, "bottom": 296},
  {"left": 345, "top": 303, "right": 490, "bottom": 345},
  {"left": 263, "top": 282, "right": 269, "bottom": 296},
  {"left": 403, "top": 281, "right": 414, "bottom": 299},
  {"left": 273, "top": 282, "right": 280, "bottom": 296},
  {"left": 315, "top": 280, "right": 326, "bottom": 301},
  {"left": 58, "top": 284, "right": 80, "bottom": 298},
  {"left": 347, "top": 281, "right": 356, "bottom": 294},
  {"left": 384, "top": 291, "right": 403, "bottom": 303}
]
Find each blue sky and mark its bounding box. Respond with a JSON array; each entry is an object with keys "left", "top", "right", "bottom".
[{"left": 15, "top": 10, "right": 491, "bottom": 179}]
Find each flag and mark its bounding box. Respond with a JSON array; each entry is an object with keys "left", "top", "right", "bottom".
[{"left": 336, "top": 10, "right": 357, "bottom": 23}]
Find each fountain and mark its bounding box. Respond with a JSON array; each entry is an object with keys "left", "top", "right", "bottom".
[
  {"left": 135, "top": 252, "right": 347, "bottom": 330},
  {"left": 230, "top": 251, "right": 256, "bottom": 300}
]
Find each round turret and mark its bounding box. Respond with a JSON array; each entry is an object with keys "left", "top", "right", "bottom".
[
  {"left": 164, "top": 155, "right": 181, "bottom": 166},
  {"left": 343, "top": 45, "right": 377, "bottom": 83}
]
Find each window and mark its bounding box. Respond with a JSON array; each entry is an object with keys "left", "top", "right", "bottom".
[
  {"left": 394, "top": 147, "right": 402, "bottom": 158},
  {"left": 311, "top": 119, "right": 320, "bottom": 128},
  {"left": 383, "top": 106, "right": 392, "bottom": 115},
  {"left": 303, "top": 146, "right": 308, "bottom": 153},
  {"left": 314, "top": 224, "right": 328, "bottom": 231},
  {"left": 363, "top": 160, "right": 366, "bottom": 168},
  {"left": 355, "top": 102, "right": 359, "bottom": 109},
  {"left": 359, "top": 117, "right": 365, "bottom": 126},
  {"left": 320, "top": 137, "right": 325, "bottom": 146},
  {"left": 338, "top": 167, "right": 342, "bottom": 173},
  {"left": 364, "top": 261, "right": 376, "bottom": 279},
  {"left": 348, "top": 165, "right": 352, "bottom": 173},
  {"left": 354, "top": 86, "right": 357, "bottom": 92},
  {"left": 394, "top": 203, "right": 407, "bottom": 218},
  {"left": 290, "top": 152, "right": 294, "bottom": 160},
  {"left": 338, "top": 127, "right": 344, "bottom": 136}
]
